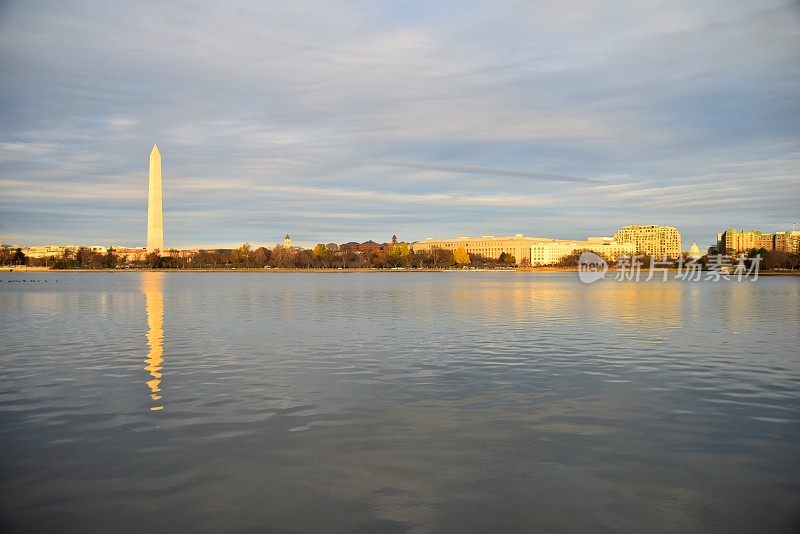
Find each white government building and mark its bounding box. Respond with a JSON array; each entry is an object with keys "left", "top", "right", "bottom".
[{"left": 411, "top": 234, "right": 636, "bottom": 265}]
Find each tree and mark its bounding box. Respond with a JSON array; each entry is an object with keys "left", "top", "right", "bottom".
[
  {"left": 12, "top": 248, "right": 27, "bottom": 265},
  {"left": 146, "top": 251, "right": 163, "bottom": 268},
  {"left": 430, "top": 248, "right": 454, "bottom": 268},
  {"left": 254, "top": 247, "right": 271, "bottom": 267},
  {"left": 388, "top": 242, "right": 410, "bottom": 267},
  {"left": 392, "top": 242, "right": 409, "bottom": 256},
  {"left": 294, "top": 249, "right": 313, "bottom": 268},
  {"left": 453, "top": 246, "right": 470, "bottom": 265},
  {"left": 312, "top": 243, "right": 328, "bottom": 261},
  {"left": 369, "top": 250, "right": 389, "bottom": 268},
  {"left": 196, "top": 249, "right": 221, "bottom": 268},
  {"left": 104, "top": 247, "right": 119, "bottom": 268},
  {"left": 767, "top": 250, "right": 789, "bottom": 270},
  {"left": 231, "top": 243, "right": 253, "bottom": 266},
  {"left": 557, "top": 250, "right": 584, "bottom": 267},
  {"left": 53, "top": 248, "right": 77, "bottom": 269},
  {"left": 76, "top": 247, "right": 105, "bottom": 269},
  {"left": 271, "top": 245, "right": 293, "bottom": 268},
  {"left": 467, "top": 253, "right": 488, "bottom": 268},
  {"left": 746, "top": 248, "right": 778, "bottom": 270},
  {"left": 498, "top": 252, "right": 516, "bottom": 265},
  {"left": 787, "top": 252, "right": 800, "bottom": 271},
  {"left": 340, "top": 250, "right": 358, "bottom": 269}
]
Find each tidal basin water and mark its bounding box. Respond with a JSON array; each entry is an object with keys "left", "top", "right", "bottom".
[{"left": 1, "top": 272, "right": 799, "bottom": 533}]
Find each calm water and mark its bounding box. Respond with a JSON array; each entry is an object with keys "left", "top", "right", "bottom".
[{"left": 1, "top": 272, "right": 799, "bottom": 533}]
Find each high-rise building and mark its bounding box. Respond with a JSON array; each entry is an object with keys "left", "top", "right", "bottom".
[
  {"left": 146, "top": 144, "right": 164, "bottom": 253},
  {"left": 718, "top": 228, "right": 773, "bottom": 255},
  {"left": 773, "top": 230, "right": 800, "bottom": 253},
  {"left": 612, "top": 225, "right": 682, "bottom": 259}
]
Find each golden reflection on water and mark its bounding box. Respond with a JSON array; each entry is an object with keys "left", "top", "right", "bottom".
[
  {"left": 143, "top": 272, "right": 164, "bottom": 411},
  {"left": 593, "top": 280, "right": 684, "bottom": 330},
  {"left": 451, "top": 275, "right": 684, "bottom": 330}
]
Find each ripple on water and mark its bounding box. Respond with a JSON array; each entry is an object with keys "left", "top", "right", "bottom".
[{"left": 0, "top": 272, "right": 798, "bottom": 533}]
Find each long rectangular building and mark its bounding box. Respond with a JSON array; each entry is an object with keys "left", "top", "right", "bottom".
[
  {"left": 411, "top": 234, "right": 635, "bottom": 265},
  {"left": 531, "top": 237, "right": 635, "bottom": 265},
  {"left": 411, "top": 234, "right": 545, "bottom": 264},
  {"left": 22, "top": 245, "right": 107, "bottom": 258}
]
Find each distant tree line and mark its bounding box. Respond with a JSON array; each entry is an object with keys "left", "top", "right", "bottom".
[
  {"left": 1, "top": 248, "right": 29, "bottom": 266},
  {"left": 2, "top": 242, "right": 520, "bottom": 270},
  {"left": 554, "top": 248, "right": 800, "bottom": 271},
  {"left": 0, "top": 247, "right": 120, "bottom": 269},
  {"left": 130, "top": 243, "right": 519, "bottom": 270},
  {"left": 4, "top": 243, "right": 798, "bottom": 271},
  {"left": 744, "top": 248, "right": 800, "bottom": 271}
]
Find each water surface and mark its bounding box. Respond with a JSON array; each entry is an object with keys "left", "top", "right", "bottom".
[{"left": 1, "top": 272, "right": 799, "bottom": 532}]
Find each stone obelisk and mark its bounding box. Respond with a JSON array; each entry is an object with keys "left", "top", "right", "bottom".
[{"left": 146, "top": 144, "right": 164, "bottom": 253}]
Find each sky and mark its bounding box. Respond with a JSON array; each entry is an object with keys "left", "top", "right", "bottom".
[{"left": 1, "top": 0, "right": 799, "bottom": 249}]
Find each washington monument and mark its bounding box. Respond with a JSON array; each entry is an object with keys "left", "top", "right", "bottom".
[{"left": 146, "top": 144, "right": 164, "bottom": 253}]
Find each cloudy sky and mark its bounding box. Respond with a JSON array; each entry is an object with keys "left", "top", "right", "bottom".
[{"left": 1, "top": 1, "right": 798, "bottom": 249}]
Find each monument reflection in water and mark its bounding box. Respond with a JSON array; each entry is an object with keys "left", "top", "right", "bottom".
[{"left": 142, "top": 272, "right": 164, "bottom": 411}]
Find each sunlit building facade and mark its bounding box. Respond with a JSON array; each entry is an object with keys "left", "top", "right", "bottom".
[
  {"left": 773, "top": 231, "right": 800, "bottom": 253},
  {"left": 114, "top": 247, "right": 148, "bottom": 262},
  {"left": 411, "top": 234, "right": 634, "bottom": 265},
  {"left": 411, "top": 234, "right": 547, "bottom": 264},
  {"left": 613, "top": 225, "right": 682, "bottom": 259},
  {"left": 530, "top": 237, "right": 635, "bottom": 265},
  {"left": 22, "top": 245, "right": 77, "bottom": 258},
  {"left": 717, "top": 228, "right": 773, "bottom": 254},
  {"left": 22, "top": 244, "right": 108, "bottom": 258}
]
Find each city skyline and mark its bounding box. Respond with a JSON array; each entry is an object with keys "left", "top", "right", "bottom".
[
  {"left": 1, "top": 1, "right": 799, "bottom": 249},
  {"left": 2, "top": 142, "right": 796, "bottom": 252}
]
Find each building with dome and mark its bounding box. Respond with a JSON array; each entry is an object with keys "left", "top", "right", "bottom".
[{"left": 687, "top": 242, "right": 701, "bottom": 260}]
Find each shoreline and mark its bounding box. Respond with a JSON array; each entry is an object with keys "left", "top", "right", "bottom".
[{"left": 2, "top": 266, "right": 799, "bottom": 276}]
